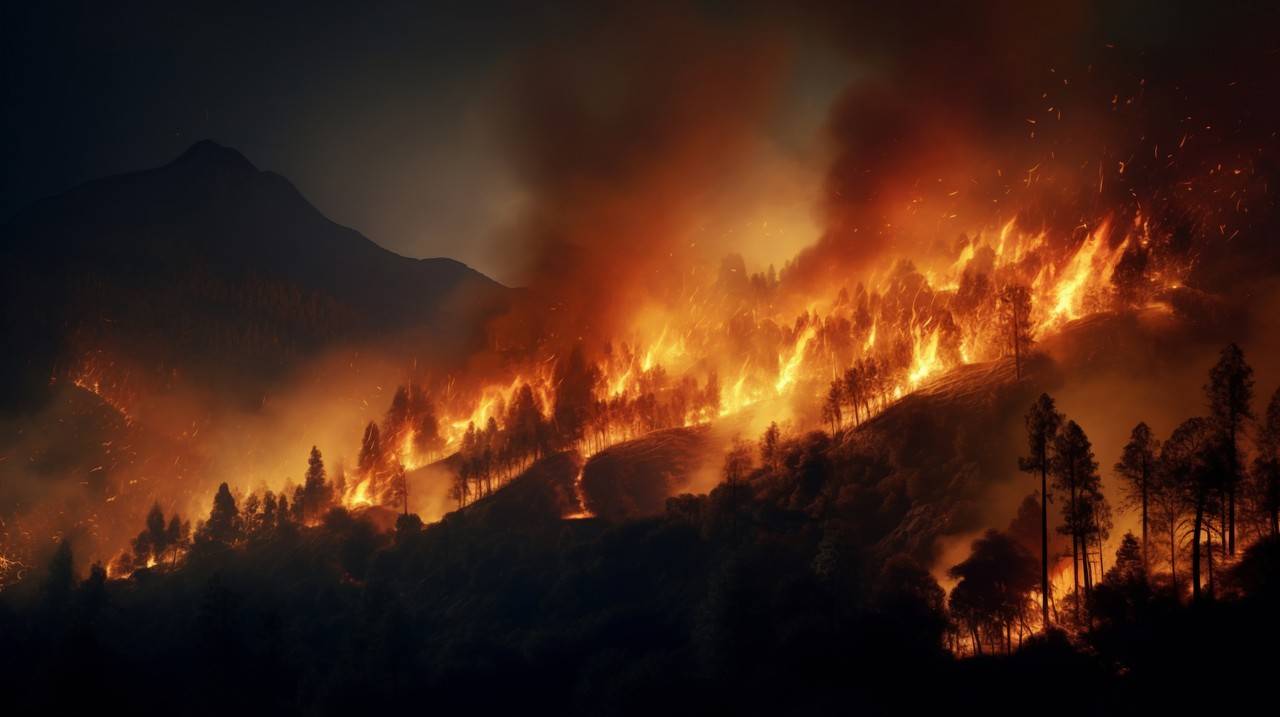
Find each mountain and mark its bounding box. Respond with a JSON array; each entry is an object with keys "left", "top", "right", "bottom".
[{"left": 0, "top": 141, "right": 510, "bottom": 408}]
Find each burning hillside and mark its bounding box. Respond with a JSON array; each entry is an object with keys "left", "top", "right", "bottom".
[{"left": 8, "top": 2, "right": 1280, "bottom": 714}]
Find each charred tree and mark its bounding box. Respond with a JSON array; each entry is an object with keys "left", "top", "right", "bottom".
[{"left": 999, "top": 284, "right": 1032, "bottom": 380}]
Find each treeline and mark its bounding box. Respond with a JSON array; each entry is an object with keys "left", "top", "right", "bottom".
[
  {"left": 109, "top": 446, "right": 338, "bottom": 576},
  {"left": 357, "top": 346, "right": 723, "bottom": 509},
  {"left": 943, "top": 342, "right": 1278, "bottom": 655},
  {"left": 6, "top": 357, "right": 1280, "bottom": 712}
]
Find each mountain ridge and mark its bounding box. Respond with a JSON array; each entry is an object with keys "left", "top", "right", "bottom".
[{"left": 0, "top": 140, "right": 510, "bottom": 408}]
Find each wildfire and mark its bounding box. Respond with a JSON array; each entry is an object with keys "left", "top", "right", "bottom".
[
  {"left": 49, "top": 207, "right": 1198, "bottom": 548},
  {"left": 1034, "top": 221, "right": 1130, "bottom": 333},
  {"left": 323, "top": 211, "right": 1191, "bottom": 515},
  {"left": 64, "top": 352, "right": 138, "bottom": 423}
]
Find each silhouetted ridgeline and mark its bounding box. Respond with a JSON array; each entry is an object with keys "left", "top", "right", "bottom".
[
  {"left": 4, "top": 420, "right": 1280, "bottom": 714},
  {"left": 0, "top": 141, "right": 510, "bottom": 409}
]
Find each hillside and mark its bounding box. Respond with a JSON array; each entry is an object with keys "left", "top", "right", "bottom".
[{"left": 0, "top": 141, "right": 510, "bottom": 409}]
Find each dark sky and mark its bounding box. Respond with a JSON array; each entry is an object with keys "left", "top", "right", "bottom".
[
  {"left": 12, "top": 2, "right": 1258, "bottom": 286},
  {"left": 1, "top": 2, "right": 852, "bottom": 284},
  {"left": 0, "top": 2, "right": 591, "bottom": 280}
]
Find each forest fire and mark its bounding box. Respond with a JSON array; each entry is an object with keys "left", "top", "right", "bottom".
[
  {"left": 322, "top": 208, "right": 1190, "bottom": 521},
  {"left": 62, "top": 352, "right": 138, "bottom": 425},
  {"left": 6, "top": 3, "right": 1280, "bottom": 712}
]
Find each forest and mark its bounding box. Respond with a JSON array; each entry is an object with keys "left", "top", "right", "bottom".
[{"left": 4, "top": 342, "right": 1279, "bottom": 715}]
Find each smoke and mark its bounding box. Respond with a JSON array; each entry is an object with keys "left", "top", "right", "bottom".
[
  {"left": 784, "top": 1, "right": 1280, "bottom": 292},
  {"left": 0, "top": 343, "right": 428, "bottom": 569},
  {"left": 490, "top": 4, "right": 791, "bottom": 351}
]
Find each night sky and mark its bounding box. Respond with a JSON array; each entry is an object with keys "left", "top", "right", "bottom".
[
  {"left": 0, "top": 2, "right": 569, "bottom": 279},
  {"left": 7, "top": 2, "right": 1268, "bottom": 284},
  {"left": 1, "top": 1, "right": 844, "bottom": 283}
]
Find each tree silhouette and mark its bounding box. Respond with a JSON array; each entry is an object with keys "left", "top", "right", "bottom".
[
  {"left": 302, "top": 445, "right": 331, "bottom": 522},
  {"left": 1161, "top": 417, "right": 1221, "bottom": 600},
  {"left": 1019, "top": 393, "right": 1062, "bottom": 628},
  {"left": 553, "top": 344, "right": 601, "bottom": 448},
  {"left": 1148, "top": 453, "right": 1185, "bottom": 591},
  {"left": 1115, "top": 422, "right": 1159, "bottom": 571},
  {"left": 202, "top": 482, "right": 241, "bottom": 545},
  {"left": 166, "top": 514, "right": 188, "bottom": 565},
  {"left": 842, "top": 365, "right": 865, "bottom": 425},
  {"left": 276, "top": 492, "right": 291, "bottom": 529},
  {"left": 822, "top": 380, "right": 843, "bottom": 434},
  {"left": 759, "top": 422, "right": 782, "bottom": 472},
  {"left": 132, "top": 502, "right": 171, "bottom": 567},
  {"left": 998, "top": 284, "right": 1032, "bottom": 380},
  {"left": 948, "top": 530, "right": 1038, "bottom": 654},
  {"left": 260, "top": 490, "right": 278, "bottom": 529},
  {"left": 1251, "top": 387, "right": 1280, "bottom": 537},
  {"left": 1106, "top": 532, "right": 1145, "bottom": 586},
  {"left": 1052, "top": 419, "right": 1102, "bottom": 618},
  {"left": 1205, "top": 343, "right": 1253, "bottom": 555}
]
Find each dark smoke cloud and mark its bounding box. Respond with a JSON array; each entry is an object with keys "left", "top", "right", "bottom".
[
  {"left": 491, "top": 4, "right": 789, "bottom": 351},
  {"left": 785, "top": 0, "right": 1280, "bottom": 289}
]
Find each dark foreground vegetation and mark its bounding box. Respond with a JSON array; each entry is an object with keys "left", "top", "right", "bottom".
[
  {"left": 3, "top": 463, "right": 1280, "bottom": 715},
  {"left": 5, "top": 343, "right": 1280, "bottom": 715}
]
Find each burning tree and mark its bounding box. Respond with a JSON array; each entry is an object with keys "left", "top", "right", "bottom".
[
  {"left": 948, "top": 530, "right": 1039, "bottom": 655},
  {"left": 998, "top": 284, "right": 1032, "bottom": 380},
  {"left": 130, "top": 503, "right": 188, "bottom": 569},
  {"left": 822, "top": 380, "right": 843, "bottom": 434},
  {"left": 758, "top": 421, "right": 782, "bottom": 472}
]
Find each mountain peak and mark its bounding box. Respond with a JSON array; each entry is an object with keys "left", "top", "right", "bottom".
[{"left": 171, "top": 140, "right": 258, "bottom": 173}]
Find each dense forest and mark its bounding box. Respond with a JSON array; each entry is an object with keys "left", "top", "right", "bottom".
[{"left": 4, "top": 342, "right": 1280, "bottom": 715}]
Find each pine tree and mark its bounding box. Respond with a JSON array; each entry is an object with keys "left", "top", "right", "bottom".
[
  {"left": 1162, "top": 417, "right": 1220, "bottom": 601},
  {"left": 1205, "top": 343, "right": 1253, "bottom": 554},
  {"left": 1052, "top": 420, "right": 1101, "bottom": 618},
  {"left": 166, "top": 515, "right": 188, "bottom": 565},
  {"left": 1018, "top": 393, "right": 1062, "bottom": 628},
  {"left": 1115, "top": 422, "right": 1159, "bottom": 571},
  {"left": 1106, "top": 532, "right": 1145, "bottom": 585},
  {"left": 302, "top": 445, "right": 331, "bottom": 521},
  {"left": 203, "top": 483, "right": 240, "bottom": 544},
  {"left": 998, "top": 284, "right": 1032, "bottom": 379},
  {"left": 1251, "top": 387, "right": 1280, "bottom": 537}
]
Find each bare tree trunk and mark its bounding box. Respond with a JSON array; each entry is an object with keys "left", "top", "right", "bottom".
[
  {"left": 1221, "top": 499, "right": 1229, "bottom": 563},
  {"left": 1141, "top": 468, "right": 1149, "bottom": 572},
  {"left": 1229, "top": 421, "right": 1238, "bottom": 555},
  {"left": 1083, "top": 537, "right": 1093, "bottom": 596},
  {"left": 1040, "top": 461, "right": 1051, "bottom": 629},
  {"left": 1192, "top": 501, "right": 1204, "bottom": 601},
  {"left": 1071, "top": 486, "right": 1081, "bottom": 620},
  {"left": 1207, "top": 528, "right": 1215, "bottom": 599}
]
